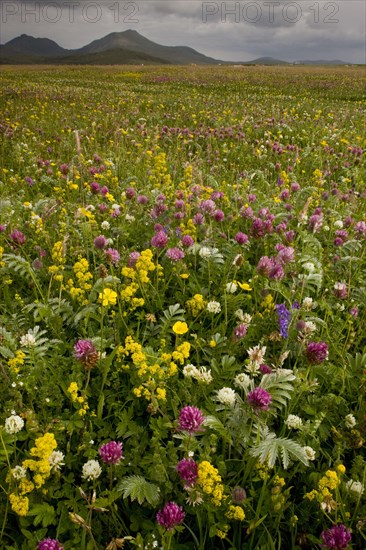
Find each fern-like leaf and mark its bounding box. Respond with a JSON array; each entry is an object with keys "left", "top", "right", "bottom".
[
  {"left": 250, "top": 433, "right": 309, "bottom": 469},
  {"left": 117, "top": 476, "right": 160, "bottom": 506}
]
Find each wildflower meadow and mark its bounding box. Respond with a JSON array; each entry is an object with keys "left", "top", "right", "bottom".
[{"left": 0, "top": 64, "right": 365, "bottom": 550}]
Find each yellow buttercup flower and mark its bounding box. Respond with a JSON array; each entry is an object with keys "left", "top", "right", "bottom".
[
  {"left": 99, "top": 288, "right": 117, "bottom": 307},
  {"left": 172, "top": 321, "right": 189, "bottom": 335}
]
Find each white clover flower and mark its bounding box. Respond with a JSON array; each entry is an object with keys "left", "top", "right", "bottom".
[
  {"left": 247, "top": 345, "right": 266, "bottom": 366},
  {"left": 195, "top": 367, "right": 213, "bottom": 384},
  {"left": 334, "top": 220, "right": 344, "bottom": 229},
  {"left": 226, "top": 282, "right": 237, "bottom": 293},
  {"left": 206, "top": 301, "right": 221, "bottom": 314},
  {"left": 101, "top": 221, "right": 110, "bottom": 230},
  {"left": 303, "top": 321, "right": 317, "bottom": 335},
  {"left": 303, "top": 446, "right": 316, "bottom": 461},
  {"left": 4, "top": 414, "right": 24, "bottom": 435},
  {"left": 235, "top": 310, "right": 252, "bottom": 325},
  {"left": 49, "top": 451, "right": 65, "bottom": 472},
  {"left": 216, "top": 387, "right": 237, "bottom": 406},
  {"left": 12, "top": 465, "right": 27, "bottom": 480},
  {"left": 20, "top": 333, "right": 36, "bottom": 347},
  {"left": 302, "top": 297, "right": 314, "bottom": 310},
  {"left": 111, "top": 203, "right": 120, "bottom": 210},
  {"left": 234, "top": 373, "right": 251, "bottom": 390},
  {"left": 345, "top": 480, "right": 364, "bottom": 496},
  {"left": 82, "top": 459, "right": 102, "bottom": 481},
  {"left": 125, "top": 214, "right": 135, "bottom": 222},
  {"left": 303, "top": 262, "right": 315, "bottom": 273},
  {"left": 199, "top": 246, "right": 218, "bottom": 258},
  {"left": 285, "top": 415, "right": 303, "bottom": 430},
  {"left": 183, "top": 364, "right": 199, "bottom": 378},
  {"left": 344, "top": 414, "right": 356, "bottom": 428},
  {"left": 245, "top": 361, "right": 261, "bottom": 376}
]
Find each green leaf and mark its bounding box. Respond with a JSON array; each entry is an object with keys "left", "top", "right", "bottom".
[
  {"left": 117, "top": 476, "right": 160, "bottom": 506},
  {"left": 28, "top": 503, "right": 56, "bottom": 527},
  {"left": 250, "top": 433, "right": 309, "bottom": 469}
]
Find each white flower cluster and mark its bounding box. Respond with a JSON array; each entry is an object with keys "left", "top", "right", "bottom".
[
  {"left": 206, "top": 301, "right": 221, "bottom": 314},
  {"left": 82, "top": 459, "right": 102, "bottom": 481},
  {"left": 199, "top": 246, "right": 219, "bottom": 258},
  {"left": 285, "top": 414, "right": 303, "bottom": 430},
  {"left": 234, "top": 373, "right": 252, "bottom": 391},
  {"left": 20, "top": 332, "right": 36, "bottom": 347},
  {"left": 49, "top": 450, "right": 65, "bottom": 472},
  {"left": 12, "top": 465, "right": 27, "bottom": 480},
  {"left": 215, "top": 387, "right": 237, "bottom": 406},
  {"left": 225, "top": 282, "right": 237, "bottom": 294},
  {"left": 4, "top": 414, "right": 24, "bottom": 434},
  {"left": 182, "top": 364, "right": 213, "bottom": 384},
  {"left": 303, "top": 446, "right": 316, "bottom": 461},
  {"left": 344, "top": 414, "right": 356, "bottom": 428},
  {"left": 345, "top": 480, "right": 364, "bottom": 496},
  {"left": 235, "top": 309, "right": 252, "bottom": 325},
  {"left": 246, "top": 345, "right": 266, "bottom": 375}
]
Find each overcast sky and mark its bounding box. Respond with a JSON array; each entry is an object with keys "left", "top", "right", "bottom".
[{"left": 1, "top": 0, "right": 365, "bottom": 62}]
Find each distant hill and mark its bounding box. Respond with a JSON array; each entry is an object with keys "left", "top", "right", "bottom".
[
  {"left": 0, "top": 30, "right": 221, "bottom": 65},
  {"left": 2, "top": 34, "right": 68, "bottom": 57},
  {"left": 0, "top": 31, "right": 350, "bottom": 66}
]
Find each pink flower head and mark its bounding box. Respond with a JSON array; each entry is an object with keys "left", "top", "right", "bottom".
[
  {"left": 321, "top": 524, "right": 351, "bottom": 549},
  {"left": 151, "top": 230, "right": 168, "bottom": 248},
  {"left": 10, "top": 229, "right": 26, "bottom": 245},
  {"left": 128, "top": 251, "right": 141, "bottom": 267},
  {"left": 181, "top": 235, "right": 194, "bottom": 247},
  {"left": 105, "top": 248, "right": 120, "bottom": 265},
  {"left": 166, "top": 247, "right": 185, "bottom": 262},
  {"left": 214, "top": 209, "right": 225, "bottom": 222},
  {"left": 176, "top": 458, "right": 198, "bottom": 486},
  {"left": 333, "top": 282, "right": 348, "bottom": 300},
  {"left": 99, "top": 441, "right": 123, "bottom": 465},
  {"left": 305, "top": 341, "right": 328, "bottom": 364},
  {"left": 233, "top": 323, "right": 247, "bottom": 341},
  {"left": 156, "top": 501, "right": 185, "bottom": 530},
  {"left": 125, "top": 187, "right": 136, "bottom": 199},
  {"left": 93, "top": 235, "right": 107, "bottom": 249},
  {"left": 38, "top": 539, "right": 64, "bottom": 550},
  {"left": 178, "top": 406, "right": 205, "bottom": 434},
  {"left": 74, "top": 339, "right": 98, "bottom": 368},
  {"left": 235, "top": 232, "right": 249, "bottom": 245},
  {"left": 247, "top": 387, "right": 272, "bottom": 411}
]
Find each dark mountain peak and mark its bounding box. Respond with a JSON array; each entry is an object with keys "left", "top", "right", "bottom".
[{"left": 4, "top": 34, "right": 67, "bottom": 56}]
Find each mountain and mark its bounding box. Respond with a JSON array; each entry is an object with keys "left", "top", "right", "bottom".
[
  {"left": 295, "top": 59, "right": 348, "bottom": 65},
  {"left": 0, "top": 31, "right": 350, "bottom": 66},
  {"left": 73, "top": 30, "right": 220, "bottom": 65},
  {"left": 1, "top": 34, "right": 68, "bottom": 57},
  {"left": 0, "top": 30, "right": 221, "bottom": 65},
  {"left": 242, "top": 57, "right": 289, "bottom": 65}
]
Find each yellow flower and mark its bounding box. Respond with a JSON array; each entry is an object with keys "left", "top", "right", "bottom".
[
  {"left": 99, "top": 288, "right": 118, "bottom": 307},
  {"left": 337, "top": 464, "right": 346, "bottom": 474},
  {"left": 226, "top": 505, "right": 245, "bottom": 521},
  {"left": 9, "top": 493, "right": 29, "bottom": 516},
  {"left": 172, "top": 321, "right": 189, "bottom": 335}
]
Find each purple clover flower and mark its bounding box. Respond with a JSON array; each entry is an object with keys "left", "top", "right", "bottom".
[
  {"left": 181, "top": 235, "right": 194, "bottom": 247},
  {"left": 93, "top": 235, "right": 107, "bottom": 249},
  {"left": 247, "top": 387, "right": 272, "bottom": 411},
  {"left": 99, "top": 441, "right": 123, "bottom": 465},
  {"left": 166, "top": 248, "right": 185, "bottom": 262},
  {"left": 176, "top": 458, "right": 198, "bottom": 487},
  {"left": 151, "top": 230, "right": 168, "bottom": 248},
  {"left": 104, "top": 248, "right": 120, "bottom": 265},
  {"left": 10, "top": 229, "right": 26, "bottom": 245},
  {"left": 235, "top": 232, "right": 249, "bottom": 245},
  {"left": 38, "top": 539, "right": 64, "bottom": 550},
  {"left": 321, "top": 524, "right": 352, "bottom": 549},
  {"left": 233, "top": 323, "right": 247, "bottom": 341},
  {"left": 128, "top": 251, "right": 141, "bottom": 267},
  {"left": 276, "top": 303, "right": 291, "bottom": 338},
  {"left": 178, "top": 406, "right": 205, "bottom": 434},
  {"left": 74, "top": 339, "right": 98, "bottom": 369},
  {"left": 305, "top": 341, "right": 328, "bottom": 364},
  {"left": 156, "top": 501, "right": 185, "bottom": 531}
]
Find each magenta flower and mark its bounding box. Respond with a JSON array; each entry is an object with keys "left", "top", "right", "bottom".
[
  {"left": 74, "top": 339, "right": 98, "bottom": 368},
  {"left": 156, "top": 502, "right": 185, "bottom": 530},
  {"left": 166, "top": 248, "right": 185, "bottom": 262},
  {"left": 214, "top": 209, "right": 225, "bottom": 222},
  {"left": 235, "top": 232, "right": 249, "bottom": 245},
  {"left": 99, "top": 441, "right": 123, "bottom": 465},
  {"left": 333, "top": 282, "right": 348, "bottom": 299},
  {"left": 93, "top": 235, "right": 107, "bottom": 249},
  {"left": 247, "top": 387, "right": 272, "bottom": 411},
  {"left": 151, "top": 230, "right": 168, "bottom": 248},
  {"left": 137, "top": 194, "right": 148, "bottom": 204},
  {"left": 233, "top": 323, "right": 247, "bottom": 341},
  {"left": 305, "top": 341, "right": 328, "bottom": 364},
  {"left": 104, "top": 248, "right": 120, "bottom": 265},
  {"left": 178, "top": 406, "right": 205, "bottom": 434},
  {"left": 125, "top": 187, "right": 136, "bottom": 199},
  {"left": 128, "top": 251, "right": 141, "bottom": 267},
  {"left": 260, "top": 364, "right": 272, "bottom": 374},
  {"left": 176, "top": 458, "right": 198, "bottom": 486},
  {"left": 10, "top": 229, "right": 26, "bottom": 245},
  {"left": 321, "top": 524, "right": 351, "bottom": 549},
  {"left": 38, "top": 538, "right": 64, "bottom": 550},
  {"left": 90, "top": 182, "right": 100, "bottom": 194},
  {"left": 181, "top": 235, "right": 194, "bottom": 247}
]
